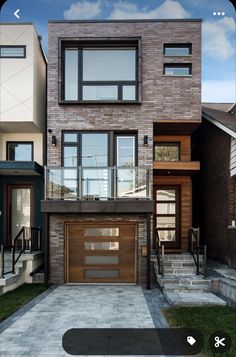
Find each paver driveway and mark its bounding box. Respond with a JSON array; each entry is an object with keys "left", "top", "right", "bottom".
[{"left": 0, "top": 285, "right": 159, "bottom": 356}]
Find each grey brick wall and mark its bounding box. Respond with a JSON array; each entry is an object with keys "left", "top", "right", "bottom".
[
  {"left": 47, "top": 20, "right": 201, "bottom": 283},
  {"left": 47, "top": 20, "right": 201, "bottom": 167}
]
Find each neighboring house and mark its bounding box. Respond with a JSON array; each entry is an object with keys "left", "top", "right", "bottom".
[
  {"left": 0, "top": 24, "right": 46, "bottom": 252},
  {"left": 193, "top": 103, "right": 236, "bottom": 268},
  {"left": 42, "top": 19, "right": 201, "bottom": 287}
]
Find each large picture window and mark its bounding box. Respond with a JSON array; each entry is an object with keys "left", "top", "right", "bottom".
[{"left": 62, "top": 42, "right": 139, "bottom": 102}]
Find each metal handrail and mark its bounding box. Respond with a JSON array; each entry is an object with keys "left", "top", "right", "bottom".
[
  {"left": 0, "top": 226, "right": 42, "bottom": 278},
  {"left": 155, "top": 229, "right": 165, "bottom": 276},
  {"left": 190, "top": 227, "right": 207, "bottom": 276}
]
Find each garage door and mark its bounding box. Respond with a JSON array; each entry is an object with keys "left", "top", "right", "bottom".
[{"left": 65, "top": 222, "right": 137, "bottom": 283}]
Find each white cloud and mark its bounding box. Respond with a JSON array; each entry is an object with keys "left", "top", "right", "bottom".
[
  {"left": 109, "top": 0, "right": 190, "bottom": 20},
  {"left": 202, "top": 80, "right": 236, "bottom": 102},
  {"left": 202, "top": 17, "right": 235, "bottom": 60},
  {"left": 64, "top": 0, "right": 101, "bottom": 20}
]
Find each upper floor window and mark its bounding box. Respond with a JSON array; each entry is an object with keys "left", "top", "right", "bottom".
[
  {"left": 163, "top": 64, "right": 192, "bottom": 76},
  {"left": 154, "top": 143, "right": 180, "bottom": 161},
  {"left": 0, "top": 46, "right": 26, "bottom": 58},
  {"left": 7, "top": 142, "right": 33, "bottom": 161},
  {"left": 164, "top": 44, "right": 192, "bottom": 56},
  {"left": 62, "top": 41, "right": 139, "bottom": 102}
]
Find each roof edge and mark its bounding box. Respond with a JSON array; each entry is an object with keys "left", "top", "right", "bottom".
[
  {"left": 202, "top": 112, "right": 236, "bottom": 139},
  {"left": 48, "top": 19, "right": 202, "bottom": 24}
]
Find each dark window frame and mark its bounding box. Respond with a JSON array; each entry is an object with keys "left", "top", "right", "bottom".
[
  {"left": 154, "top": 142, "right": 180, "bottom": 162},
  {"left": 62, "top": 131, "right": 138, "bottom": 167},
  {"left": 7, "top": 141, "right": 34, "bottom": 161},
  {"left": 59, "top": 38, "right": 141, "bottom": 104},
  {"left": 163, "top": 63, "right": 192, "bottom": 76},
  {"left": 0, "top": 45, "right": 26, "bottom": 58},
  {"left": 154, "top": 185, "right": 181, "bottom": 249},
  {"left": 163, "top": 43, "right": 192, "bottom": 56}
]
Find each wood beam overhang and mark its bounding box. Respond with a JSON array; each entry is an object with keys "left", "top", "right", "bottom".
[{"left": 153, "top": 161, "right": 200, "bottom": 176}]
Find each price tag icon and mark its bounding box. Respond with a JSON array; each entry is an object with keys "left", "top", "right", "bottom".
[{"left": 187, "top": 336, "right": 196, "bottom": 346}]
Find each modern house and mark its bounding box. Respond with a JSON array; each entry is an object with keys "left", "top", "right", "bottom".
[
  {"left": 42, "top": 19, "right": 202, "bottom": 288},
  {"left": 193, "top": 103, "right": 236, "bottom": 268},
  {"left": 0, "top": 23, "right": 46, "bottom": 292}
]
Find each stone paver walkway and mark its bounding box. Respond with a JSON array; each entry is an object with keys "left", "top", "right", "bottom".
[{"left": 0, "top": 285, "right": 169, "bottom": 357}]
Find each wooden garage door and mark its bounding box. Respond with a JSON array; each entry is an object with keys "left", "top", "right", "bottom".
[{"left": 65, "top": 222, "right": 137, "bottom": 283}]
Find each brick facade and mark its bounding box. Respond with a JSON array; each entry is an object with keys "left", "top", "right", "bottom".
[
  {"left": 47, "top": 20, "right": 201, "bottom": 284},
  {"left": 47, "top": 20, "right": 201, "bottom": 168},
  {"left": 194, "top": 121, "right": 236, "bottom": 267}
]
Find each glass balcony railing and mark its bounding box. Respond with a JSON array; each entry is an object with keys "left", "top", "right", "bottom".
[{"left": 45, "top": 166, "right": 151, "bottom": 200}]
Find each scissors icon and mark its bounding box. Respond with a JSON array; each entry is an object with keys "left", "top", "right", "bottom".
[{"left": 214, "top": 336, "right": 226, "bottom": 348}]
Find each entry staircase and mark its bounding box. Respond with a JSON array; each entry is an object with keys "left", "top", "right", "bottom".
[
  {"left": 0, "top": 227, "right": 44, "bottom": 295},
  {"left": 154, "top": 228, "right": 226, "bottom": 306}
]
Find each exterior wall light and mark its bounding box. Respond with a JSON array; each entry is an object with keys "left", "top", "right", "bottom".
[
  {"left": 144, "top": 135, "right": 148, "bottom": 146},
  {"left": 52, "top": 135, "right": 57, "bottom": 146}
]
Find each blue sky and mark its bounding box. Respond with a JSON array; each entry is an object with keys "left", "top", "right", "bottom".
[{"left": 0, "top": 0, "right": 235, "bottom": 103}]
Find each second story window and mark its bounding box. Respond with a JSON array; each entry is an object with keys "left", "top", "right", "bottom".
[
  {"left": 62, "top": 41, "right": 139, "bottom": 103},
  {"left": 7, "top": 142, "right": 33, "bottom": 161},
  {"left": 0, "top": 46, "right": 26, "bottom": 58},
  {"left": 154, "top": 143, "right": 180, "bottom": 161}
]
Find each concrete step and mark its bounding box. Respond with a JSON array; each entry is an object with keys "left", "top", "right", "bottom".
[
  {"left": 164, "top": 291, "right": 226, "bottom": 306},
  {"left": 164, "top": 284, "right": 211, "bottom": 293},
  {"left": 164, "top": 268, "right": 197, "bottom": 275},
  {"left": 32, "top": 272, "right": 44, "bottom": 283},
  {"left": 0, "top": 272, "right": 19, "bottom": 286},
  {"left": 164, "top": 254, "right": 204, "bottom": 261}
]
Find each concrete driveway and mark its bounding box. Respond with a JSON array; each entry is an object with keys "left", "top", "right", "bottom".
[{"left": 0, "top": 285, "right": 168, "bottom": 356}]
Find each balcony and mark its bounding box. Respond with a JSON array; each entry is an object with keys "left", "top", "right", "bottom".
[{"left": 45, "top": 166, "right": 151, "bottom": 200}]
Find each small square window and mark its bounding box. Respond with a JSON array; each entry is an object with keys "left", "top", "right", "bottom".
[
  {"left": 7, "top": 142, "right": 33, "bottom": 161},
  {"left": 154, "top": 143, "right": 180, "bottom": 161}
]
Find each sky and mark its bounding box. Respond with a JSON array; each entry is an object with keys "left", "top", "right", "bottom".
[{"left": 0, "top": 0, "right": 235, "bottom": 103}]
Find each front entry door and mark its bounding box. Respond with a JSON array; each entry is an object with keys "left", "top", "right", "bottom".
[
  {"left": 154, "top": 186, "right": 180, "bottom": 249},
  {"left": 6, "top": 184, "right": 33, "bottom": 245}
]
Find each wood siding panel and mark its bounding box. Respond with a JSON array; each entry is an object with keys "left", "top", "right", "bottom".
[{"left": 153, "top": 161, "right": 200, "bottom": 171}]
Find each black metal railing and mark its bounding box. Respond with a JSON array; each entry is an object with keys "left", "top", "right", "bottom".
[
  {"left": 190, "top": 227, "right": 207, "bottom": 276},
  {"left": 155, "top": 229, "right": 165, "bottom": 276},
  {"left": 0, "top": 226, "right": 42, "bottom": 278}
]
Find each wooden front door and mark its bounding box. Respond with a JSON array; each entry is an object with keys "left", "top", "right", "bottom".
[
  {"left": 65, "top": 222, "right": 137, "bottom": 283},
  {"left": 6, "top": 184, "right": 34, "bottom": 245},
  {"left": 154, "top": 186, "right": 180, "bottom": 249}
]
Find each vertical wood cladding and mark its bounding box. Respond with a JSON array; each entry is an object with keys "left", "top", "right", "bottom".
[{"left": 195, "top": 120, "right": 236, "bottom": 267}]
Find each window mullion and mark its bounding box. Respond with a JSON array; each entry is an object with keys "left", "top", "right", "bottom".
[{"left": 78, "top": 49, "right": 83, "bottom": 101}]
